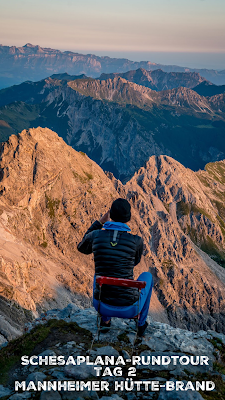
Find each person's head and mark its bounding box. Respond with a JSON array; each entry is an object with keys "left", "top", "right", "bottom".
[{"left": 110, "top": 198, "right": 131, "bottom": 223}]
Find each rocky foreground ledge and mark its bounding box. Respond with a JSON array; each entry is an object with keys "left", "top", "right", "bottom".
[{"left": 0, "top": 304, "right": 225, "bottom": 399}]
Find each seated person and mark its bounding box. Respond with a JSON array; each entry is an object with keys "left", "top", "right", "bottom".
[{"left": 77, "top": 198, "right": 153, "bottom": 336}]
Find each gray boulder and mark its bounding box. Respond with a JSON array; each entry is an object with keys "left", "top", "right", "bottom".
[
  {"left": 0, "top": 384, "right": 12, "bottom": 398},
  {"left": 25, "top": 372, "right": 46, "bottom": 385},
  {"left": 64, "top": 364, "right": 95, "bottom": 379},
  {"left": 40, "top": 391, "right": 62, "bottom": 400}
]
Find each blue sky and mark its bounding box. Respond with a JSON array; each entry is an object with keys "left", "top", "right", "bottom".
[{"left": 0, "top": 0, "right": 225, "bottom": 69}]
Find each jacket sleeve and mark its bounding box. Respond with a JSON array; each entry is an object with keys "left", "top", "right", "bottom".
[
  {"left": 77, "top": 220, "right": 103, "bottom": 254},
  {"left": 134, "top": 236, "right": 144, "bottom": 266}
]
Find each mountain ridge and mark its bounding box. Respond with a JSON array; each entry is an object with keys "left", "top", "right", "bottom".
[
  {"left": 99, "top": 68, "right": 207, "bottom": 91},
  {"left": 1, "top": 43, "right": 225, "bottom": 89},
  {"left": 0, "top": 74, "right": 223, "bottom": 114},
  {"left": 0, "top": 75, "right": 225, "bottom": 180}
]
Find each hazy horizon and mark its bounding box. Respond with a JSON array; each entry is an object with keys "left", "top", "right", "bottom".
[
  {"left": 1, "top": 41, "right": 225, "bottom": 71},
  {"left": 1, "top": 0, "right": 224, "bottom": 71},
  {"left": 66, "top": 49, "right": 225, "bottom": 71}
]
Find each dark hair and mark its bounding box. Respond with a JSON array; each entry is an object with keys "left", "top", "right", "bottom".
[{"left": 110, "top": 198, "right": 131, "bottom": 223}]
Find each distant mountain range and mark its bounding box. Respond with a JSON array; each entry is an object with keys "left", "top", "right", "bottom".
[
  {"left": 193, "top": 81, "right": 225, "bottom": 97},
  {"left": 0, "top": 43, "right": 225, "bottom": 89},
  {"left": 100, "top": 68, "right": 225, "bottom": 96},
  {"left": 0, "top": 73, "right": 225, "bottom": 180}
]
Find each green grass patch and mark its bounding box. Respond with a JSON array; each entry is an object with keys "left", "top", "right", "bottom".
[
  {"left": 198, "top": 175, "right": 211, "bottom": 188},
  {"left": 162, "top": 259, "right": 175, "bottom": 270},
  {"left": 163, "top": 203, "right": 170, "bottom": 212},
  {"left": 176, "top": 200, "right": 211, "bottom": 220},
  {"left": 72, "top": 170, "right": 93, "bottom": 184},
  {"left": 45, "top": 194, "right": 60, "bottom": 219},
  {"left": 0, "top": 102, "right": 40, "bottom": 143},
  {"left": 40, "top": 230, "right": 48, "bottom": 247},
  {"left": 0, "top": 323, "right": 50, "bottom": 385},
  {"left": 40, "top": 241, "right": 48, "bottom": 248},
  {"left": 177, "top": 201, "right": 190, "bottom": 216},
  {"left": 215, "top": 201, "right": 225, "bottom": 221},
  {"left": 209, "top": 337, "right": 225, "bottom": 364},
  {"left": 191, "top": 204, "right": 211, "bottom": 220},
  {"left": 157, "top": 278, "right": 164, "bottom": 288},
  {"left": 216, "top": 215, "right": 225, "bottom": 239},
  {"left": 213, "top": 361, "right": 225, "bottom": 375},
  {"left": 199, "top": 375, "right": 225, "bottom": 400},
  {"left": 0, "top": 284, "right": 14, "bottom": 300},
  {"left": 200, "top": 236, "right": 225, "bottom": 268},
  {"left": 84, "top": 172, "right": 93, "bottom": 180},
  {"left": 205, "top": 162, "right": 225, "bottom": 185},
  {"left": 117, "top": 332, "right": 130, "bottom": 344},
  {"left": 196, "top": 124, "right": 214, "bottom": 129},
  {"left": 0, "top": 319, "right": 92, "bottom": 385}
]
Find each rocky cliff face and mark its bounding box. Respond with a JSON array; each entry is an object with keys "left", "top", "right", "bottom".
[
  {"left": 128, "top": 155, "right": 225, "bottom": 265},
  {"left": 1, "top": 43, "right": 225, "bottom": 89},
  {"left": 0, "top": 128, "right": 225, "bottom": 342},
  {"left": 67, "top": 77, "right": 158, "bottom": 107},
  {"left": 0, "top": 127, "right": 120, "bottom": 342},
  {"left": 123, "top": 156, "right": 225, "bottom": 332}
]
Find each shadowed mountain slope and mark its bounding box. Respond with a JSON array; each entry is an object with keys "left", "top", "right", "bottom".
[
  {"left": 0, "top": 76, "right": 225, "bottom": 180},
  {"left": 193, "top": 81, "right": 225, "bottom": 97}
]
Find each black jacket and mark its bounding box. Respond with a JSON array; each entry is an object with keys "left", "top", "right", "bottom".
[{"left": 77, "top": 220, "right": 143, "bottom": 306}]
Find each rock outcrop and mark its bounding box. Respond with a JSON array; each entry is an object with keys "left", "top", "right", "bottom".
[{"left": 1, "top": 304, "right": 225, "bottom": 399}]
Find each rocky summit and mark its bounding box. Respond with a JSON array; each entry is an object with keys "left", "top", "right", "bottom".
[
  {"left": 0, "top": 304, "right": 225, "bottom": 399},
  {"left": 0, "top": 127, "right": 225, "bottom": 346}
]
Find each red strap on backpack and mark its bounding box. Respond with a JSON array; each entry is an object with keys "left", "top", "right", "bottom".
[{"left": 96, "top": 276, "right": 146, "bottom": 289}]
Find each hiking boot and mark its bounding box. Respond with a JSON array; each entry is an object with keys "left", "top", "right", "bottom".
[
  {"left": 100, "top": 318, "right": 111, "bottom": 333},
  {"left": 138, "top": 321, "right": 148, "bottom": 337}
]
